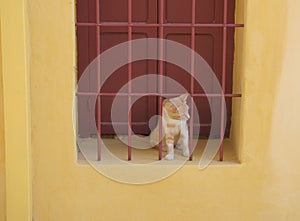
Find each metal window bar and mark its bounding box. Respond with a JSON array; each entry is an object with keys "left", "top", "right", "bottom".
[
  {"left": 77, "top": 92, "right": 242, "bottom": 98},
  {"left": 158, "top": 0, "right": 164, "bottom": 160},
  {"left": 76, "top": 0, "right": 244, "bottom": 161},
  {"left": 220, "top": 0, "right": 229, "bottom": 161},
  {"left": 128, "top": 0, "right": 132, "bottom": 160},
  {"left": 76, "top": 23, "right": 244, "bottom": 28},
  {"left": 96, "top": 0, "right": 101, "bottom": 161},
  {"left": 189, "top": 0, "right": 196, "bottom": 161}
]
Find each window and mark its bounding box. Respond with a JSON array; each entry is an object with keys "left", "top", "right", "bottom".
[{"left": 76, "top": 0, "right": 243, "bottom": 162}]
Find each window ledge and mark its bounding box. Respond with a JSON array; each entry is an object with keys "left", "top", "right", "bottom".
[{"left": 76, "top": 138, "right": 240, "bottom": 166}]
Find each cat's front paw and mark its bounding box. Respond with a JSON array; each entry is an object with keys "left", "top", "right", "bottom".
[
  {"left": 183, "top": 148, "right": 190, "bottom": 157},
  {"left": 165, "top": 152, "right": 174, "bottom": 160}
]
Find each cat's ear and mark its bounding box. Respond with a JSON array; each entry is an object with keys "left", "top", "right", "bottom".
[{"left": 179, "top": 93, "right": 189, "bottom": 102}]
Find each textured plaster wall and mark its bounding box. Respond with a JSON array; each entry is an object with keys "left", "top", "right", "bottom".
[
  {"left": 0, "top": 19, "right": 6, "bottom": 221},
  {"left": 26, "top": 0, "right": 300, "bottom": 220}
]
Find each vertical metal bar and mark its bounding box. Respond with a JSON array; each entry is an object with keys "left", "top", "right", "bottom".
[
  {"left": 189, "top": 0, "right": 196, "bottom": 161},
  {"left": 96, "top": 0, "right": 101, "bottom": 161},
  {"left": 220, "top": 0, "right": 228, "bottom": 161},
  {"left": 158, "top": 0, "right": 164, "bottom": 160},
  {"left": 127, "top": 0, "right": 132, "bottom": 160}
]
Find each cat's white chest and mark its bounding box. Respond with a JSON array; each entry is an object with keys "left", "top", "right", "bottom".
[{"left": 163, "top": 117, "right": 183, "bottom": 135}]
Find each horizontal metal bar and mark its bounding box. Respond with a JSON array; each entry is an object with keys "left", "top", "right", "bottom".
[
  {"left": 76, "top": 92, "right": 242, "bottom": 97},
  {"left": 100, "top": 122, "right": 148, "bottom": 125},
  {"left": 99, "top": 122, "right": 213, "bottom": 127},
  {"left": 76, "top": 22, "right": 244, "bottom": 28}
]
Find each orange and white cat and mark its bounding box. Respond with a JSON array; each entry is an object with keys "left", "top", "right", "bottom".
[
  {"left": 117, "top": 94, "right": 190, "bottom": 160},
  {"left": 150, "top": 93, "right": 190, "bottom": 160}
]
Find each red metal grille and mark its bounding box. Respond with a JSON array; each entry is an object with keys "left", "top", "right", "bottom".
[{"left": 76, "top": 0, "right": 244, "bottom": 161}]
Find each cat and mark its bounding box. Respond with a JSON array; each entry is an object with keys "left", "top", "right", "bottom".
[
  {"left": 150, "top": 93, "right": 190, "bottom": 160},
  {"left": 117, "top": 93, "right": 190, "bottom": 160}
]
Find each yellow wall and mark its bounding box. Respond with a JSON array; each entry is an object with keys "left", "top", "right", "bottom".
[
  {"left": 0, "top": 18, "right": 6, "bottom": 221},
  {"left": 1, "top": 0, "right": 296, "bottom": 220},
  {"left": 1, "top": 0, "right": 32, "bottom": 220},
  {"left": 268, "top": 0, "right": 300, "bottom": 216},
  {"left": 231, "top": 0, "right": 244, "bottom": 159}
]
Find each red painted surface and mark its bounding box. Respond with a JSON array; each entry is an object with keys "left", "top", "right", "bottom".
[{"left": 76, "top": 0, "right": 244, "bottom": 160}]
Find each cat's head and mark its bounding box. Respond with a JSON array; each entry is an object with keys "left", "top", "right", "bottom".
[{"left": 163, "top": 93, "right": 190, "bottom": 120}]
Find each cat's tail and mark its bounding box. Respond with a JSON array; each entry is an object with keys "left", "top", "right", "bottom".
[{"left": 115, "top": 135, "right": 155, "bottom": 149}]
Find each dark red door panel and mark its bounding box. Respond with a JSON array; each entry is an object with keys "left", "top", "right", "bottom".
[
  {"left": 76, "top": 0, "right": 158, "bottom": 137},
  {"left": 76, "top": 0, "right": 236, "bottom": 138},
  {"left": 99, "top": 27, "right": 158, "bottom": 134},
  {"left": 165, "top": 0, "right": 223, "bottom": 23}
]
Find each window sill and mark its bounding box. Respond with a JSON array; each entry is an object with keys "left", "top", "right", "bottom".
[{"left": 76, "top": 138, "right": 240, "bottom": 166}]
